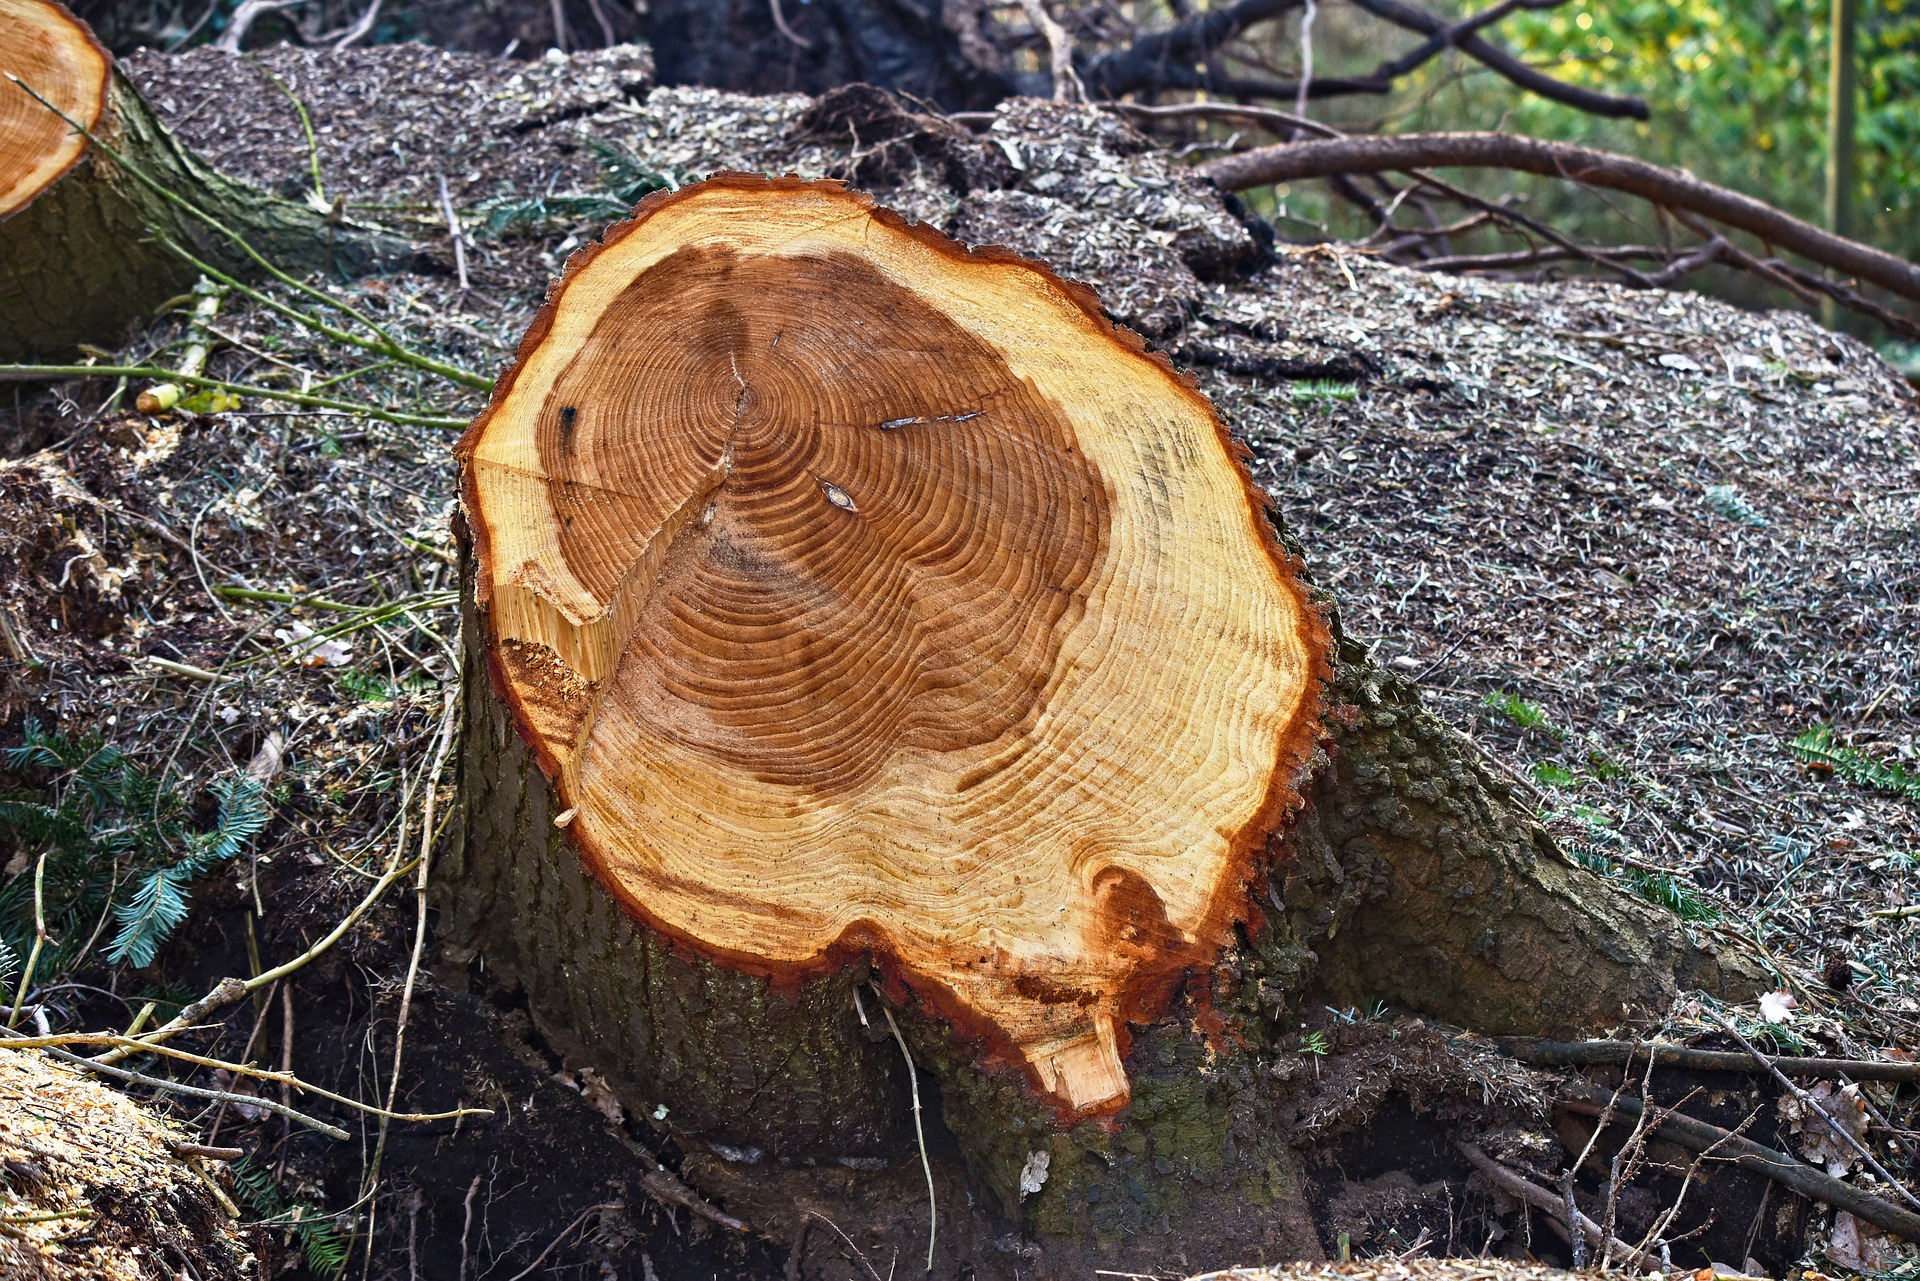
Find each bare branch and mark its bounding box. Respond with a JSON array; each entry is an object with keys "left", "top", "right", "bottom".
[
  {"left": 1348, "top": 0, "right": 1649, "bottom": 118},
  {"left": 1083, "top": 0, "right": 1300, "bottom": 99},
  {"left": 1202, "top": 131, "right": 1920, "bottom": 307},
  {"left": 213, "top": 0, "right": 307, "bottom": 52},
  {"left": 1018, "top": 0, "right": 1085, "bottom": 102}
]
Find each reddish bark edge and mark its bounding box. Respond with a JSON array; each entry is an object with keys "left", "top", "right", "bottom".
[
  {"left": 1, "top": 0, "right": 113, "bottom": 219},
  {"left": 457, "top": 173, "right": 1336, "bottom": 1122}
]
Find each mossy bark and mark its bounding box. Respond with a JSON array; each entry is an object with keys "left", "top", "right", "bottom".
[
  {"left": 441, "top": 529, "right": 1763, "bottom": 1276},
  {"left": 0, "top": 71, "right": 402, "bottom": 361}
]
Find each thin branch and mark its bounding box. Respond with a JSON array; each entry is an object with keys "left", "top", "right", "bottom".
[
  {"left": 1083, "top": 0, "right": 1300, "bottom": 99},
  {"left": 1456, "top": 1142, "right": 1665, "bottom": 1271},
  {"left": 1706, "top": 1010, "right": 1920, "bottom": 1213},
  {"left": 1348, "top": 0, "right": 1648, "bottom": 118},
  {"left": 1018, "top": 0, "right": 1085, "bottom": 103},
  {"left": 215, "top": 0, "right": 308, "bottom": 52},
  {"left": 1499, "top": 1036, "right": 1920, "bottom": 1083},
  {"left": 0, "top": 365, "right": 467, "bottom": 429},
  {"left": 1202, "top": 131, "right": 1920, "bottom": 308},
  {"left": 1560, "top": 1086, "right": 1920, "bottom": 1242}
]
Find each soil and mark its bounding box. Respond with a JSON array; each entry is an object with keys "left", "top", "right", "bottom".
[{"left": 0, "top": 41, "right": 1915, "bottom": 1281}]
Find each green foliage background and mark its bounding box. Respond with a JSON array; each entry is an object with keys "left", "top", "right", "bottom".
[{"left": 1471, "top": 0, "right": 1920, "bottom": 260}]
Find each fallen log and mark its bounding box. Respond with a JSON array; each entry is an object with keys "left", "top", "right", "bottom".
[{"left": 0, "top": 0, "right": 400, "bottom": 360}]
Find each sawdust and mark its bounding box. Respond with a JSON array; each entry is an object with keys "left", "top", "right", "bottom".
[{"left": 0, "top": 1047, "right": 255, "bottom": 1279}]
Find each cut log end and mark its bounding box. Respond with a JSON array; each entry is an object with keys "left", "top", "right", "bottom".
[
  {"left": 0, "top": 0, "right": 109, "bottom": 217},
  {"left": 457, "top": 175, "right": 1331, "bottom": 1115}
]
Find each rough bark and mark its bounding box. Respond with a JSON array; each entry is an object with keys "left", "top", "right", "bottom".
[{"left": 0, "top": 70, "right": 403, "bottom": 361}]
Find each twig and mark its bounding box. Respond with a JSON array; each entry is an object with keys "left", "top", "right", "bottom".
[
  {"left": 802, "top": 1211, "right": 887, "bottom": 1281},
  {"left": 5, "top": 854, "right": 48, "bottom": 1031},
  {"left": 878, "top": 995, "right": 937, "bottom": 1272},
  {"left": 241, "top": 57, "right": 326, "bottom": 202},
  {"left": 361, "top": 685, "right": 461, "bottom": 1274},
  {"left": 94, "top": 851, "right": 422, "bottom": 1064},
  {"left": 1870, "top": 904, "right": 1920, "bottom": 921},
  {"left": 1, "top": 1031, "right": 488, "bottom": 1124},
  {"left": 436, "top": 175, "right": 469, "bottom": 293},
  {"left": 1456, "top": 1142, "right": 1666, "bottom": 1272},
  {"left": 1559, "top": 1085, "right": 1920, "bottom": 1242},
  {"left": 1497, "top": 1037, "right": 1920, "bottom": 1083},
  {"left": 26, "top": 1043, "right": 350, "bottom": 1139},
  {"left": 216, "top": 0, "right": 308, "bottom": 51},
  {"left": 166, "top": 1140, "right": 246, "bottom": 1160},
  {"left": 1346, "top": 0, "right": 1646, "bottom": 118},
  {"left": 0, "top": 364, "right": 467, "bottom": 429},
  {"left": 148, "top": 656, "right": 227, "bottom": 682},
  {"left": 1202, "top": 131, "right": 1920, "bottom": 309},
  {"left": 1104, "top": 99, "right": 1341, "bottom": 140},
  {"left": 7, "top": 78, "right": 489, "bottom": 391},
  {"left": 1018, "top": 0, "right": 1085, "bottom": 103},
  {"left": 154, "top": 234, "right": 491, "bottom": 391},
  {"left": 328, "top": 0, "right": 384, "bottom": 48},
  {"left": 768, "top": 0, "right": 812, "bottom": 47},
  {"left": 1705, "top": 1010, "right": 1920, "bottom": 1212},
  {"left": 499, "top": 1202, "right": 624, "bottom": 1281}
]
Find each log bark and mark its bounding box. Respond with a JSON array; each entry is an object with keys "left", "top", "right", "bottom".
[
  {"left": 0, "top": 1, "right": 401, "bottom": 360},
  {"left": 443, "top": 176, "right": 1764, "bottom": 1272}
]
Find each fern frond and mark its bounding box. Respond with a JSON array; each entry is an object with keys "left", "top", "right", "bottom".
[
  {"left": 187, "top": 776, "right": 271, "bottom": 871},
  {"left": 106, "top": 867, "right": 192, "bottom": 968},
  {"left": 1792, "top": 726, "right": 1920, "bottom": 801},
  {"left": 0, "top": 935, "right": 17, "bottom": 989},
  {"left": 3, "top": 719, "right": 65, "bottom": 771}
]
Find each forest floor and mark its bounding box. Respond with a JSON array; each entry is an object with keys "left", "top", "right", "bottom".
[{"left": 0, "top": 39, "right": 1916, "bottom": 1281}]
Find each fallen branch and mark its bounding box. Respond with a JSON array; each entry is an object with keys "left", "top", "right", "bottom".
[
  {"left": 1202, "top": 132, "right": 1920, "bottom": 308},
  {"left": 1499, "top": 1037, "right": 1920, "bottom": 1083},
  {"left": 1456, "top": 1141, "right": 1666, "bottom": 1272},
  {"left": 1083, "top": 0, "right": 1297, "bottom": 99},
  {"left": 1560, "top": 1085, "right": 1920, "bottom": 1242},
  {"left": 1705, "top": 1011, "right": 1920, "bottom": 1213}
]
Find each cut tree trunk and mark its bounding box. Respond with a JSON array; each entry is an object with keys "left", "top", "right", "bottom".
[
  {"left": 443, "top": 176, "right": 1763, "bottom": 1274},
  {"left": 0, "top": 0, "right": 401, "bottom": 360}
]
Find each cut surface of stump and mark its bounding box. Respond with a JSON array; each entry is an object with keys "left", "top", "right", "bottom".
[
  {"left": 0, "top": 0, "right": 109, "bottom": 215},
  {"left": 458, "top": 175, "right": 1329, "bottom": 1114}
]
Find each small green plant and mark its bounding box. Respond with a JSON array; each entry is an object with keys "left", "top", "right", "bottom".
[
  {"left": 1483, "top": 690, "right": 1564, "bottom": 739},
  {"left": 0, "top": 720, "right": 270, "bottom": 974},
  {"left": 1702, "top": 484, "right": 1769, "bottom": 527},
  {"left": 1585, "top": 749, "right": 1628, "bottom": 783},
  {"left": 1568, "top": 847, "right": 1718, "bottom": 923},
  {"left": 1530, "top": 761, "right": 1578, "bottom": 789},
  {"left": 1288, "top": 379, "right": 1360, "bottom": 402},
  {"left": 1299, "top": 1030, "right": 1331, "bottom": 1056},
  {"left": 231, "top": 1157, "right": 352, "bottom": 1279},
  {"left": 476, "top": 139, "right": 676, "bottom": 239},
  {"left": 1791, "top": 726, "right": 1920, "bottom": 801}
]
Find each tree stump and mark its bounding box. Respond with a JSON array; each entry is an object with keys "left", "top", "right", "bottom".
[
  {"left": 0, "top": 0, "right": 399, "bottom": 360},
  {"left": 445, "top": 176, "right": 1761, "bottom": 1272}
]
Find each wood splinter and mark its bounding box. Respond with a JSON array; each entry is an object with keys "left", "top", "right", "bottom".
[{"left": 457, "top": 174, "right": 1329, "bottom": 1115}]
